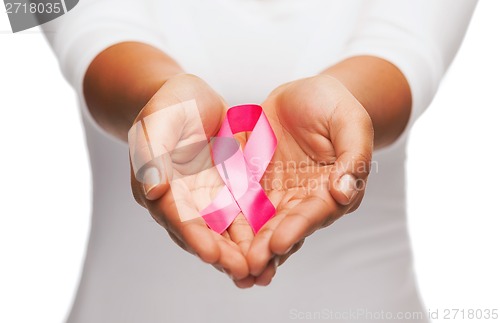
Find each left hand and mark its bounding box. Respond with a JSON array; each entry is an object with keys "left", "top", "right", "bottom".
[{"left": 245, "top": 75, "right": 374, "bottom": 285}]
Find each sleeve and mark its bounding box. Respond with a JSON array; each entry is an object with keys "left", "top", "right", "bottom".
[
  {"left": 336, "top": 0, "right": 478, "bottom": 148},
  {"left": 41, "top": 0, "right": 167, "bottom": 131}
]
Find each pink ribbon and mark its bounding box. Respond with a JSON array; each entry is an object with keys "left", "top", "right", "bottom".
[{"left": 200, "top": 104, "right": 277, "bottom": 233}]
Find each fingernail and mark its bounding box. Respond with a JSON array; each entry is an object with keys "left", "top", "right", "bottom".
[
  {"left": 338, "top": 174, "right": 358, "bottom": 203},
  {"left": 143, "top": 167, "right": 161, "bottom": 196}
]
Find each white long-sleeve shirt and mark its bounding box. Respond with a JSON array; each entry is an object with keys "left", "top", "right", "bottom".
[{"left": 43, "top": 1, "right": 477, "bottom": 322}]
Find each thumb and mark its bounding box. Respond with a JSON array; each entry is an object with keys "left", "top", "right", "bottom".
[
  {"left": 129, "top": 98, "right": 206, "bottom": 201},
  {"left": 328, "top": 97, "right": 374, "bottom": 206},
  {"left": 129, "top": 75, "right": 226, "bottom": 202},
  {"left": 128, "top": 112, "right": 176, "bottom": 201}
]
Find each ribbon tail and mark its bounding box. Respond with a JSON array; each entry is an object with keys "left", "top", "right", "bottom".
[
  {"left": 201, "top": 204, "right": 240, "bottom": 234},
  {"left": 200, "top": 186, "right": 241, "bottom": 234},
  {"left": 236, "top": 185, "right": 276, "bottom": 233}
]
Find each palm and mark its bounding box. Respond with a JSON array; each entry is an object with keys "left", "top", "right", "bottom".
[
  {"left": 259, "top": 79, "right": 339, "bottom": 246},
  {"left": 263, "top": 107, "right": 336, "bottom": 232},
  {"left": 129, "top": 75, "right": 254, "bottom": 283},
  {"left": 246, "top": 76, "right": 373, "bottom": 277}
]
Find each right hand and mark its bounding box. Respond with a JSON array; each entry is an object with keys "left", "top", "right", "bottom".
[{"left": 128, "top": 74, "right": 254, "bottom": 284}]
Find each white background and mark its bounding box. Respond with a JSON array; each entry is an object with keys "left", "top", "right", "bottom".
[{"left": 0, "top": 1, "right": 499, "bottom": 322}]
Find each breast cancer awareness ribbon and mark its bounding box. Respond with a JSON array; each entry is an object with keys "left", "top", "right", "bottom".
[{"left": 200, "top": 104, "right": 277, "bottom": 233}]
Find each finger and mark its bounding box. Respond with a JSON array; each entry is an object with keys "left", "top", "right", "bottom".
[
  {"left": 277, "top": 238, "right": 305, "bottom": 266},
  {"left": 233, "top": 275, "right": 256, "bottom": 289},
  {"left": 221, "top": 230, "right": 231, "bottom": 240},
  {"left": 128, "top": 99, "right": 202, "bottom": 201},
  {"left": 327, "top": 97, "right": 373, "bottom": 206},
  {"left": 246, "top": 212, "right": 286, "bottom": 276},
  {"left": 227, "top": 214, "right": 254, "bottom": 255},
  {"left": 129, "top": 152, "right": 172, "bottom": 202},
  {"left": 269, "top": 188, "right": 337, "bottom": 255},
  {"left": 254, "top": 241, "right": 304, "bottom": 287},
  {"left": 249, "top": 240, "right": 304, "bottom": 286},
  {"left": 213, "top": 233, "right": 250, "bottom": 280},
  {"left": 144, "top": 185, "right": 221, "bottom": 263},
  {"left": 156, "top": 192, "right": 250, "bottom": 279},
  {"left": 176, "top": 218, "right": 249, "bottom": 280},
  {"left": 177, "top": 219, "right": 221, "bottom": 264},
  {"left": 255, "top": 257, "right": 279, "bottom": 286}
]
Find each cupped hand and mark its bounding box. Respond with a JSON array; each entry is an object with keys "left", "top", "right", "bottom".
[
  {"left": 128, "top": 74, "right": 255, "bottom": 283},
  {"left": 246, "top": 75, "right": 374, "bottom": 284}
]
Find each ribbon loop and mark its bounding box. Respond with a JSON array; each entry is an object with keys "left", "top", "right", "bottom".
[{"left": 201, "top": 104, "right": 277, "bottom": 233}]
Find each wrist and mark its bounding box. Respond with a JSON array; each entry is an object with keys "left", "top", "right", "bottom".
[
  {"left": 83, "top": 42, "right": 184, "bottom": 141},
  {"left": 320, "top": 56, "right": 411, "bottom": 148}
]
